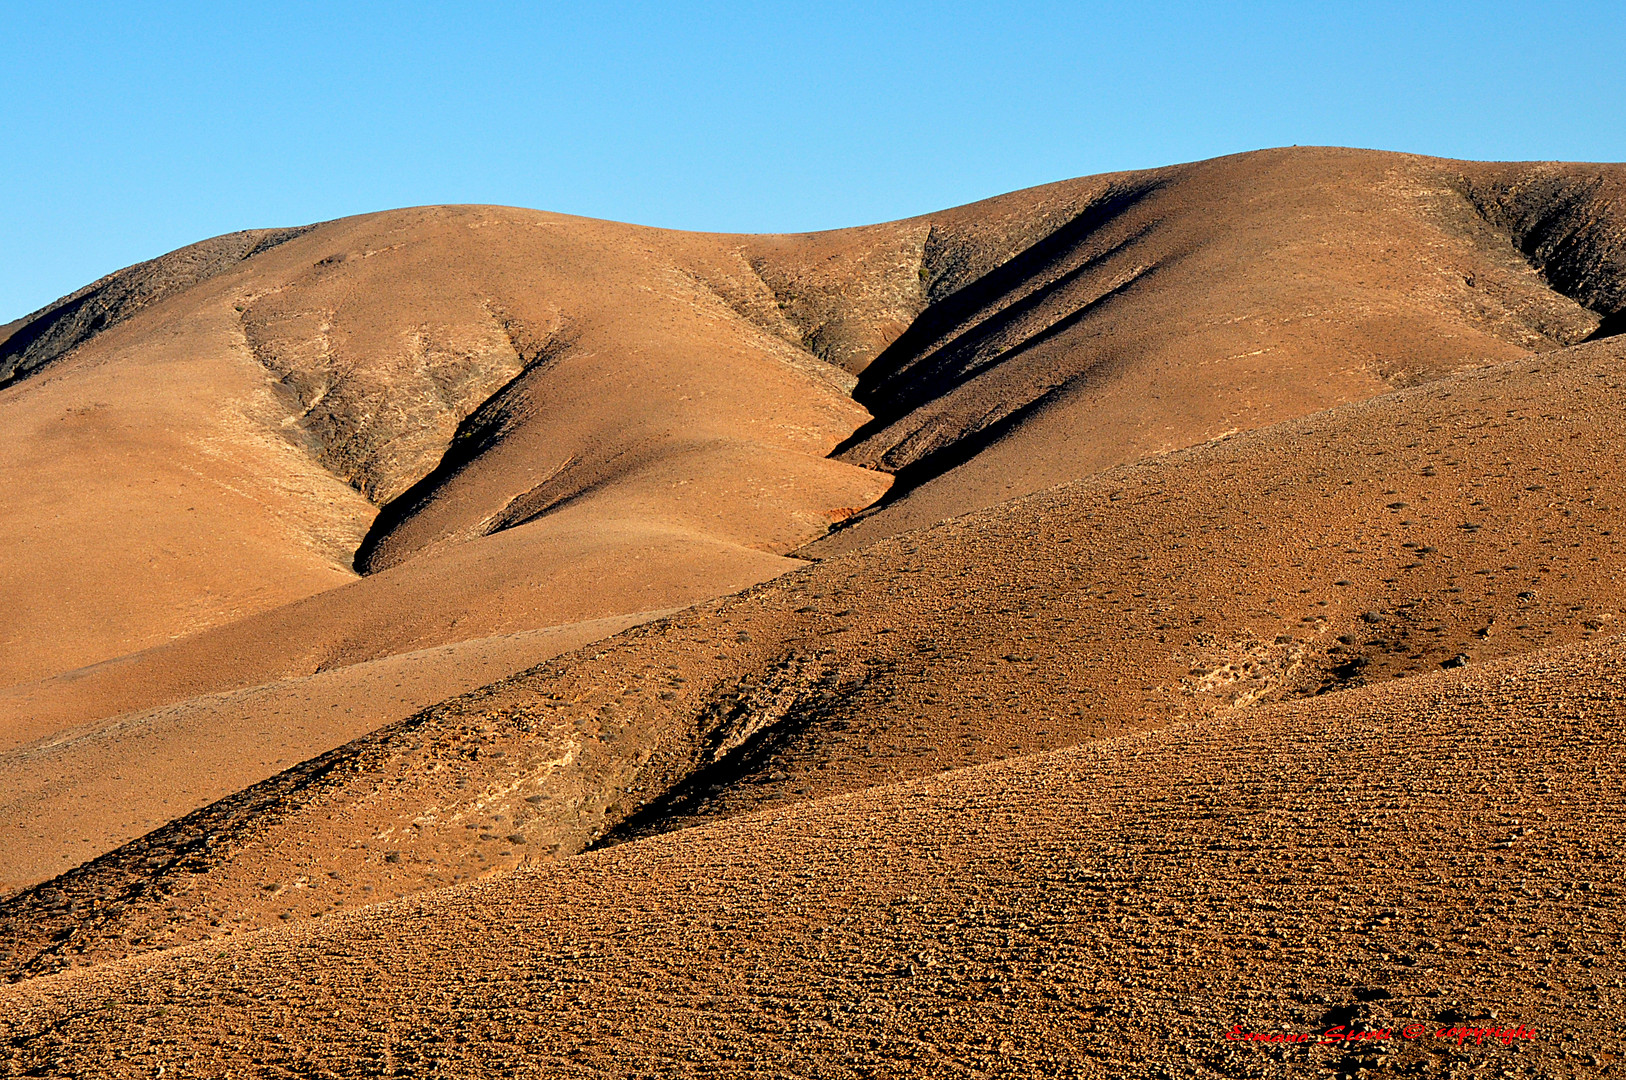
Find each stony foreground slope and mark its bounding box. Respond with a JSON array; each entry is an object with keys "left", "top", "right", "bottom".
[{"left": 2, "top": 634, "right": 1620, "bottom": 1078}]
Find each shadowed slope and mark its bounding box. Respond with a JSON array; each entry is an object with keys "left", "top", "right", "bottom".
[
  {"left": 2, "top": 634, "right": 1621, "bottom": 1077},
  {"left": 1458, "top": 160, "right": 1626, "bottom": 320},
  {"left": 809, "top": 148, "right": 1626, "bottom": 555},
  {"left": 0, "top": 228, "right": 314, "bottom": 390},
  {"left": 5, "top": 335, "right": 1623, "bottom": 975}
]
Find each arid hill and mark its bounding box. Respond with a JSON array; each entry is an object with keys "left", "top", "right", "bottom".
[
  {"left": 1, "top": 146, "right": 1624, "bottom": 1077},
  {"left": 4, "top": 332, "right": 1624, "bottom": 980},
  {"left": 813, "top": 149, "right": 1626, "bottom": 555}
]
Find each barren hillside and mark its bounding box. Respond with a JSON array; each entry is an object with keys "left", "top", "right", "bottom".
[
  {"left": 1, "top": 146, "right": 1623, "bottom": 1077},
  {"left": 812, "top": 149, "right": 1626, "bottom": 554},
  {"left": 5, "top": 333, "right": 1624, "bottom": 979}
]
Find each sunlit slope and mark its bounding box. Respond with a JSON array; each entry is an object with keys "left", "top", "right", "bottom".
[
  {"left": 0, "top": 279, "right": 376, "bottom": 687},
  {"left": 4, "top": 145, "right": 1625, "bottom": 965},
  {"left": 0, "top": 206, "right": 905, "bottom": 690}
]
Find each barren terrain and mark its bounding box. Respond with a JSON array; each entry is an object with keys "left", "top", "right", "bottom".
[{"left": 1, "top": 147, "right": 1623, "bottom": 1077}]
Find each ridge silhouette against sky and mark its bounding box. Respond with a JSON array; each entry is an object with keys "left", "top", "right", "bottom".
[{"left": 3, "top": 0, "right": 1624, "bottom": 321}]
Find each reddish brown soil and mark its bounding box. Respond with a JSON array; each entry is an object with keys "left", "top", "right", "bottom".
[{"left": 3, "top": 637, "right": 1621, "bottom": 1077}]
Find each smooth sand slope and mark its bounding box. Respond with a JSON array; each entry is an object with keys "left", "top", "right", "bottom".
[{"left": 2, "top": 634, "right": 1620, "bottom": 1077}]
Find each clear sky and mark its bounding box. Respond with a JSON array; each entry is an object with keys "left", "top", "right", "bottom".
[{"left": 3, "top": 1, "right": 1624, "bottom": 322}]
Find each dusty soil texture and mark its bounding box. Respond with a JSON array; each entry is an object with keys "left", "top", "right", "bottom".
[
  {"left": 4, "top": 332, "right": 1625, "bottom": 982},
  {"left": 2, "top": 637, "right": 1621, "bottom": 1078},
  {"left": 1, "top": 146, "right": 1625, "bottom": 1076}
]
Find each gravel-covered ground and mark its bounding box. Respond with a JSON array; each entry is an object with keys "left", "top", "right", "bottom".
[{"left": 3, "top": 636, "right": 1621, "bottom": 1078}]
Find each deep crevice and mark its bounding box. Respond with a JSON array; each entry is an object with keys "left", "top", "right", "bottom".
[
  {"left": 822, "top": 265, "right": 1152, "bottom": 527},
  {"left": 588, "top": 705, "right": 825, "bottom": 849},
  {"left": 1455, "top": 168, "right": 1626, "bottom": 332},
  {"left": 849, "top": 180, "right": 1165, "bottom": 426},
  {"left": 825, "top": 377, "right": 1073, "bottom": 531},
  {"left": 350, "top": 330, "right": 576, "bottom": 574},
  {"left": 1585, "top": 310, "right": 1626, "bottom": 341}
]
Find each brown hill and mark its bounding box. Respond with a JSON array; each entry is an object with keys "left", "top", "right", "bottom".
[
  {"left": 811, "top": 150, "right": 1626, "bottom": 556},
  {"left": 7, "top": 149, "right": 1620, "bottom": 696},
  {"left": 0, "top": 207, "right": 922, "bottom": 888},
  {"left": 0, "top": 150, "right": 1611, "bottom": 705},
  {"left": 0, "top": 206, "right": 903, "bottom": 692},
  {"left": 2, "top": 146, "right": 1625, "bottom": 1076},
  {"left": 0, "top": 185, "right": 1105, "bottom": 737}
]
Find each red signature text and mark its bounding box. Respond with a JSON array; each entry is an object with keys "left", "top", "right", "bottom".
[{"left": 1225, "top": 1023, "right": 1537, "bottom": 1047}]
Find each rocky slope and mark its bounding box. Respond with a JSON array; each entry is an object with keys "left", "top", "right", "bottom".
[{"left": 3, "top": 633, "right": 1620, "bottom": 1077}]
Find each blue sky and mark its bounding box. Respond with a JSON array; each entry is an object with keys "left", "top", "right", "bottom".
[{"left": 3, "top": 1, "right": 1623, "bottom": 322}]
